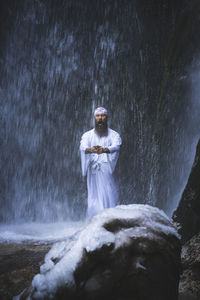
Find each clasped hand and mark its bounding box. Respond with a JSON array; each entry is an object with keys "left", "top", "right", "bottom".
[
  {"left": 91, "top": 145, "right": 104, "bottom": 154},
  {"left": 85, "top": 145, "right": 109, "bottom": 154}
]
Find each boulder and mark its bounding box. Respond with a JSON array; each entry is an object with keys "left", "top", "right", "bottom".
[
  {"left": 22, "top": 204, "right": 181, "bottom": 300},
  {"left": 173, "top": 139, "right": 200, "bottom": 244}
]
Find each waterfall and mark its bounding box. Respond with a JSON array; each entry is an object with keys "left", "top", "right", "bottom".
[{"left": 0, "top": 0, "right": 199, "bottom": 223}]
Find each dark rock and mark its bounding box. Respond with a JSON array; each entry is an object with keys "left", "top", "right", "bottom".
[
  {"left": 179, "top": 232, "right": 200, "bottom": 300},
  {"left": 173, "top": 139, "right": 200, "bottom": 243},
  {"left": 25, "top": 205, "right": 181, "bottom": 300},
  {"left": 0, "top": 243, "right": 51, "bottom": 300},
  {"left": 172, "top": 139, "right": 200, "bottom": 299}
]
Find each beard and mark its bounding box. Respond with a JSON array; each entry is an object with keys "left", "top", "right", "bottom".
[{"left": 95, "top": 119, "right": 108, "bottom": 133}]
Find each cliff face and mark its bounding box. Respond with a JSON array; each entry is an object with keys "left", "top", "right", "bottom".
[
  {"left": 173, "top": 139, "right": 200, "bottom": 243},
  {"left": 179, "top": 233, "right": 200, "bottom": 300},
  {"left": 173, "top": 139, "right": 200, "bottom": 300}
]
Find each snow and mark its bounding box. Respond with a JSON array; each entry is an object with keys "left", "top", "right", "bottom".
[{"left": 27, "top": 204, "right": 180, "bottom": 299}]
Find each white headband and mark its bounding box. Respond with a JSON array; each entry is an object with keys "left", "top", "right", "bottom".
[{"left": 94, "top": 107, "right": 108, "bottom": 116}]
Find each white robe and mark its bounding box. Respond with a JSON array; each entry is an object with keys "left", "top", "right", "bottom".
[{"left": 80, "top": 128, "right": 122, "bottom": 218}]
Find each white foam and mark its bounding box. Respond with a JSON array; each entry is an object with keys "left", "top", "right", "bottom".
[{"left": 0, "top": 221, "right": 84, "bottom": 243}]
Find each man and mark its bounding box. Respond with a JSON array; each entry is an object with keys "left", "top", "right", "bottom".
[{"left": 80, "top": 107, "right": 122, "bottom": 218}]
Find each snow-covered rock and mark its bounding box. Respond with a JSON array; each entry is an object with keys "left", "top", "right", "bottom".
[{"left": 22, "top": 204, "right": 181, "bottom": 300}]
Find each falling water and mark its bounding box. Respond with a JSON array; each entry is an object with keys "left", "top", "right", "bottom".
[{"left": 0, "top": 0, "right": 200, "bottom": 233}]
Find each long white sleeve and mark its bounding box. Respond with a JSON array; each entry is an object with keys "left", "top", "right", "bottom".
[
  {"left": 80, "top": 132, "right": 90, "bottom": 176},
  {"left": 107, "top": 132, "right": 122, "bottom": 153},
  {"left": 107, "top": 131, "right": 122, "bottom": 173}
]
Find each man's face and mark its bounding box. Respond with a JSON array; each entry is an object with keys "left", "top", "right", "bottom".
[{"left": 94, "top": 113, "right": 108, "bottom": 130}]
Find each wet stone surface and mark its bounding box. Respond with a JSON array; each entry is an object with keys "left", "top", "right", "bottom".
[{"left": 0, "top": 243, "right": 51, "bottom": 299}]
